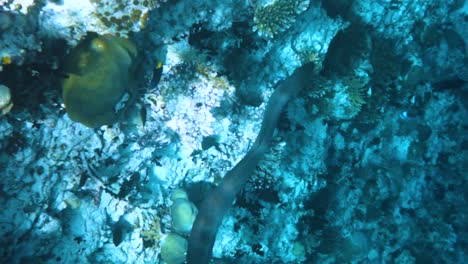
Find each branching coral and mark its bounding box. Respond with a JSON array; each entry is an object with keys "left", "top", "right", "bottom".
[{"left": 253, "top": 0, "right": 310, "bottom": 38}]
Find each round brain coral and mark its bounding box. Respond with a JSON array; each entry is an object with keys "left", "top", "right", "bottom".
[{"left": 62, "top": 33, "right": 137, "bottom": 128}]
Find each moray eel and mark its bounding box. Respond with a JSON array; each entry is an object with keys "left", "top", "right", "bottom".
[{"left": 187, "top": 62, "right": 316, "bottom": 263}]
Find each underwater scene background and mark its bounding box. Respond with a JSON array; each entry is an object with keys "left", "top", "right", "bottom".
[{"left": 0, "top": 0, "right": 466, "bottom": 263}]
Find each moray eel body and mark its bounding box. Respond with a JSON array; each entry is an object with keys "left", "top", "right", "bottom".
[{"left": 187, "top": 62, "right": 316, "bottom": 263}]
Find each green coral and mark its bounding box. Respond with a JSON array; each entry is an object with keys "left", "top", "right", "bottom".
[
  {"left": 160, "top": 233, "right": 187, "bottom": 264},
  {"left": 62, "top": 33, "right": 137, "bottom": 128},
  {"left": 253, "top": 0, "right": 310, "bottom": 38},
  {"left": 170, "top": 189, "right": 198, "bottom": 233},
  {"left": 0, "top": 84, "right": 13, "bottom": 115}
]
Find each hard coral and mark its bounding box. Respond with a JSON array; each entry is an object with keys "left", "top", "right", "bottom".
[
  {"left": 0, "top": 84, "right": 13, "bottom": 115},
  {"left": 62, "top": 33, "right": 137, "bottom": 128},
  {"left": 161, "top": 233, "right": 187, "bottom": 264},
  {"left": 253, "top": 0, "right": 310, "bottom": 38},
  {"left": 170, "top": 189, "right": 198, "bottom": 234},
  {"left": 90, "top": 0, "right": 165, "bottom": 35}
]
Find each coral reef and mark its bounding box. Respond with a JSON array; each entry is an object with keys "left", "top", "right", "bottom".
[
  {"left": 39, "top": 0, "right": 164, "bottom": 44},
  {"left": 0, "top": 0, "right": 466, "bottom": 263}
]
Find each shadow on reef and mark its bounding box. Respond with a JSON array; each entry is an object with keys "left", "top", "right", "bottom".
[
  {"left": 0, "top": 37, "right": 68, "bottom": 122},
  {"left": 188, "top": 21, "right": 268, "bottom": 107}
]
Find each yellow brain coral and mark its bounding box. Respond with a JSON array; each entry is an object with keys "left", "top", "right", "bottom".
[{"left": 62, "top": 33, "right": 137, "bottom": 128}]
